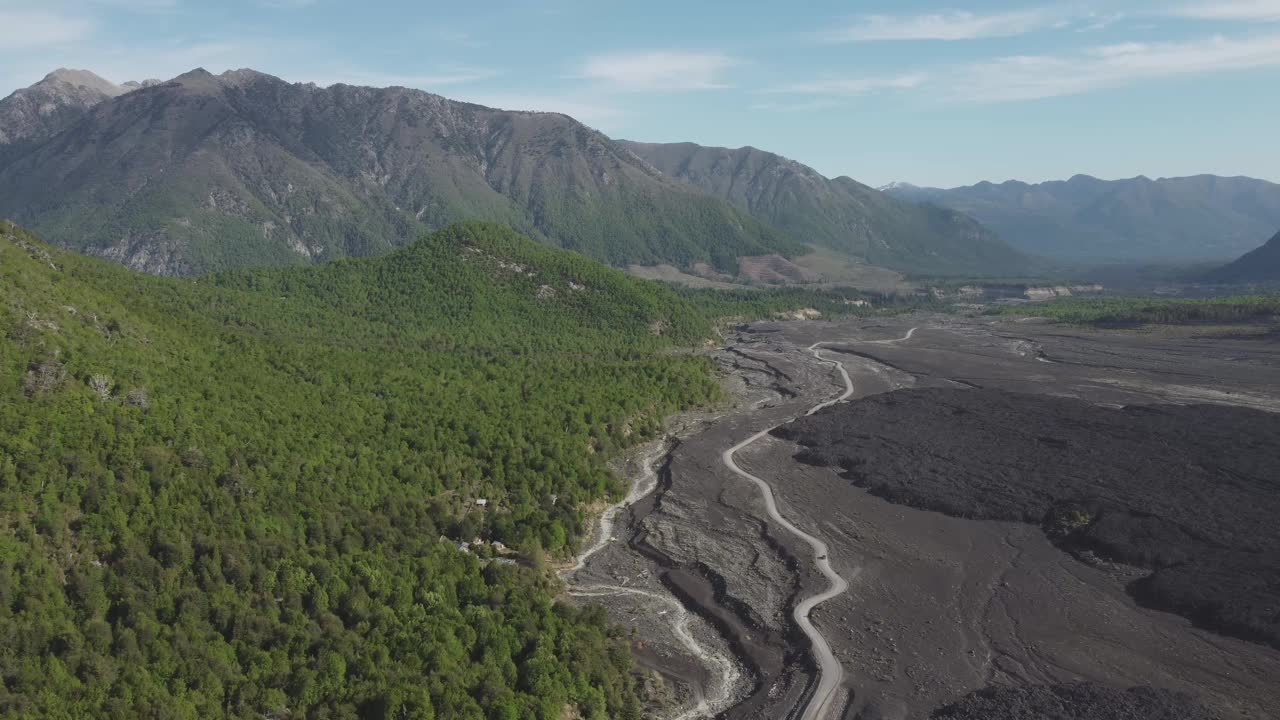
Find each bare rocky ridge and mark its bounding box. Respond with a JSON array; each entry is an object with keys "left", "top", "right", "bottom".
[{"left": 0, "top": 69, "right": 128, "bottom": 146}]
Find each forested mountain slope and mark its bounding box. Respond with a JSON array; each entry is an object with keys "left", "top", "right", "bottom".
[
  {"left": 0, "top": 220, "right": 776, "bottom": 719},
  {"left": 885, "top": 174, "right": 1280, "bottom": 260},
  {"left": 1204, "top": 230, "right": 1280, "bottom": 284},
  {"left": 0, "top": 69, "right": 796, "bottom": 276},
  {"left": 620, "top": 140, "right": 1027, "bottom": 275}
]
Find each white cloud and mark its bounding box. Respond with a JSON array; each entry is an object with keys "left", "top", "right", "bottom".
[
  {"left": 950, "top": 32, "right": 1280, "bottom": 101},
  {"left": 780, "top": 32, "right": 1280, "bottom": 105},
  {"left": 776, "top": 73, "right": 928, "bottom": 96},
  {"left": 454, "top": 93, "right": 621, "bottom": 123},
  {"left": 0, "top": 9, "right": 94, "bottom": 50},
  {"left": 1078, "top": 11, "right": 1127, "bottom": 31},
  {"left": 576, "top": 51, "right": 734, "bottom": 91},
  {"left": 1173, "top": 0, "right": 1280, "bottom": 20},
  {"left": 821, "top": 9, "right": 1066, "bottom": 42}
]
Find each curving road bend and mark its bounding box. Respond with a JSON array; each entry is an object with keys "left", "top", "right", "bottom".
[{"left": 721, "top": 328, "right": 917, "bottom": 720}]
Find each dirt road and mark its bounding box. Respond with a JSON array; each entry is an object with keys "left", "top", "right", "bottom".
[{"left": 719, "top": 329, "right": 917, "bottom": 720}]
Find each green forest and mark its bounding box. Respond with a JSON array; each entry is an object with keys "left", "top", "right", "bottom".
[
  {"left": 0, "top": 221, "right": 859, "bottom": 719},
  {"left": 994, "top": 294, "right": 1280, "bottom": 325}
]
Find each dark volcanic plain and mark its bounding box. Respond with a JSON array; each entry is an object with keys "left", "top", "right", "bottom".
[
  {"left": 575, "top": 314, "right": 1280, "bottom": 720},
  {"left": 773, "top": 387, "right": 1280, "bottom": 651}
]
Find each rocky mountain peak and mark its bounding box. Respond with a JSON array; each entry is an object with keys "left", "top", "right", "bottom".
[
  {"left": 217, "top": 68, "right": 276, "bottom": 87},
  {"left": 40, "top": 68, "right": 124, "bottom": 96},
  {"left": 0, "top": 69, "right": 130, "bottom": 145}
]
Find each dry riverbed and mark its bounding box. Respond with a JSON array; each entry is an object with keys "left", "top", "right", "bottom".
[{"left": 566, "top": 314, "right": 1280, "bottom": 720}]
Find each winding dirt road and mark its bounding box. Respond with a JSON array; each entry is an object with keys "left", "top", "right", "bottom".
[{"left": 722, "top": 328, "right": 917, "bottom": 720}]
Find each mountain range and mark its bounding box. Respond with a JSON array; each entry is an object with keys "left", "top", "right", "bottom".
[
  {"left": 621, "top": 141, "right": 1025, "bottom": 276},
  {"left": 0, "top": 68, "right": 1022, "bottom": 277},
  {"left": 0, "top": 68, "right": 801, "bottom": 276},
  {"left": 885, "top": 175, "right": 1280, "bottom": 261}
]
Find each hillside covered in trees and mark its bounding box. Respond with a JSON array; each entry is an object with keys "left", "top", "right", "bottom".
[{"left": 0, "top": 221, "right": 850, "bottom": 719}]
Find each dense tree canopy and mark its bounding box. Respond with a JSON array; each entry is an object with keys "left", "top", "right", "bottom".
[
  {"left": 994, "top": 294, "right": 1280, "bottom": 325},
  {"left": 2, "top": 221, "right": 853, "bottom": 719}
]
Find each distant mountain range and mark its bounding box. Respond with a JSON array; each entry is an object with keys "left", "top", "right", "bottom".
[
  {"left": 0, "top": 68, "right": 1023, "bottom": 277},
  {"left": 884, "top": 175, "right": 1280, "bottom": 261},
  {"left": 621, "top": 141, "right": 1026, "bottom": 276},
  {"left": 1205, "top": 229, "right": 1280, "bottom": 284}
]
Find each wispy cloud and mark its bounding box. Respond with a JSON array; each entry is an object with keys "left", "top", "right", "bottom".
[
  {"left": 781, "top": 32, "right": 1280, "bottom": 105},
  {"left": 1173, "top": 0, "right": 1280, "bottom": 21},
  {"left": 950, "top": 32, "right": 1280, "bottom": 101},
  {"left": 820, "top": 9, "right": 1067, "bottom": 42},
  {"left": 576, "top": 51, "right": 735, "bottom": 91},
  {"left": 0, "top": 9, "right": 94, "bottom": 50},
  {"left": 1078, "top": 11, "right": 1127, "bottom": 32},
  {"left": 776, "top": 73, "right": 928, "bottom": 96}
]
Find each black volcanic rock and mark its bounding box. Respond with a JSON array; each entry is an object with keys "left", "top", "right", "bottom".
[
  {"left": 620, "top": 140, "right": 1027, "bottom": 276},
  {"left": 930, "top": 683, "right": 1216, "bottom": 720},
  {"left": 0, "top": 68, "right": 796, "bottom": 275},
  {"left": 1203, "top": 229, "right": 1280, "bottom": 284},
  {"left": 772, "top": 388, "right": 1280, "bottom": 648}
]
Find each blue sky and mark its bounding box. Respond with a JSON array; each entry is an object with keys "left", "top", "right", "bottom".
[{"left": 1, "top": 0, "right": 1276, "bottom": 187}]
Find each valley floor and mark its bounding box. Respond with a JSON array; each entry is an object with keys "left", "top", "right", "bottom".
[{"left": 570, "top": 314, "right": 1280, "bottom": 720}]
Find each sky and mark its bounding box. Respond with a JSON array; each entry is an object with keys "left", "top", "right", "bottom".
[{"left": 0, "top": 0, "right": 1276, "bottom": 188}]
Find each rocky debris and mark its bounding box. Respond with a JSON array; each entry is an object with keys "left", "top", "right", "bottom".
[
  {"left": 930, "top": 683, "right": 1216, "bottom": 720},
  {"left": 773, "top": 388, "right": 1280, "bottom": 649},
  {"left": 772, "top": 308, "right": 821, "bottom": 321},
  {"left": 1023, "top": 284, "right": 1104, "bottom": 301}
]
